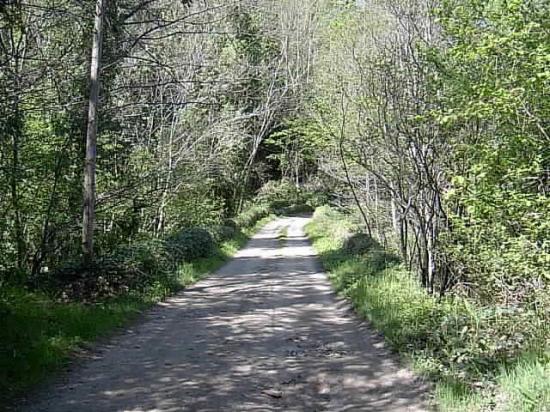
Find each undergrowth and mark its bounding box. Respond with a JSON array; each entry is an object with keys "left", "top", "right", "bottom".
[
  {"left": 0, "top": 212, "right": 273, "bottom": 407},
  {"left": 306, "top": 205, "right": 549, "bottom": 412}
]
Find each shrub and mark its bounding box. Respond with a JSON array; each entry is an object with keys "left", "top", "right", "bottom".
[
  {"left": 114, "top": 239, "right": 174, "bottom": 275},
  {"left": 42, "top": 259, "right": 145, "bottom": 302},
  {"left": 167, "top": 184, "right": 225, "bottom": 228},
  {"left": 304, "top": 191, "right": 330, "bottom": 209},
  {"left": 277, "top": 203, "right": 314, "bottom": 215},
  {"left": 256, "top": 179, "right": 300, "bottom": 208},
  {"left": 222, "top": 218, "right": 238, "bottom": 230},
  {"left": 343, "top": 233, "right": 380, "bottom": 255},
  {"left": 234, "top": 203, "right": 271, "bottom": 228},
  {"left": 38, "top": 239, "right": 177, "bottom": 302},
  {"left": 256, "top": 179, "right": 328, "bottom": 212},
  {"left": 42, "top": 226, "right": 220, "bottom": 302},
  {"left": 165, "top": 227, "right": 214, "bottom": 262},
  {"left": 207, "top": 225, "right": 237, "bottom": 243}
]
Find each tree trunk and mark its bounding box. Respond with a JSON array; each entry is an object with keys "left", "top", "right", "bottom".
[
  {"left": 82, "top": 0, "right": 106, "bottom": 264},
  {"left": 10, "top": 117, "right": 24, "bottom": 270},
  {"left": 337, "top": 92, "right": 372, "bottom": 236}
]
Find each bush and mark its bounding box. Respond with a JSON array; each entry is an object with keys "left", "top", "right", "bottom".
[
  {"left": 343, "top": 233, "right": 380, "bottom": 255},
  {"left": 207, "top": 225, "right": 237, "bottom": 243},
  {"left": 114, "top": 239, "right": 174, "bottom": 275},
  {"left": 256, "top": 179, "right": 328, "bottom": 212},
  {"left": 38, "top": 239, "right": 177, "bottom": 302},
  {"left": 256, "top": 179, "right": 300, "bottom": 208},
  {"left": 165, "top": 227, "right": 214, "bottom": 262},
  {"left": 222, "top": 218, "right": 238, "bottom": 230},
  {"left": 277, "top": 203, "right": 314, "bottom": 215},
  {"left": 42, "top": 226, "right": 220, "bottom": 302},
  {"left": 43, "top": 259, "right": 147, "bottom": 302},
  {"left": 234, "top": 203, "right": 271, "bottom": 228}
]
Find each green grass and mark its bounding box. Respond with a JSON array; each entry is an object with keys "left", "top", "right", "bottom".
[
  {"left": 0, "top": 289, "right": 147, "bottom": 403},
  {"left": 0, "top": 215, "right": 273, "bottom": 408},
  {"left": 496, "top": 353, "right": 550, "bottom": 411},
  {"left": 435, "top": 352, "right": 550, "bottom": 411},
  {"left": 305, "top": 206, "right": 549, "bottom": 412}
]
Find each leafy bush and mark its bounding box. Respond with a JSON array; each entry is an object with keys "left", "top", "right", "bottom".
[
  {"left": 256, "top": 179, "right": 300, "bottom": 209},
  {"left": 166, "top": 184, "right": 226, "bottom": 229},
  {"left": 255, "top": 179, "right": 328, "bottom": 212},
  {"left": 277, "top": 203, "right": 314, "bottom": 215},
  {"left": 42, "top": 259, "right": 145, "bottom": 302},
  {"left": 222, "top": 218, "right": 238, "bottom": 230},
  {"left": 165, "top": 227, "right": 215, "bottom": 262},
  {"left": 234, "top": 203, "right": 271, "bottom": 228},
  {"left": 41, "top": 227, "right": 221, "bottom": 302},
  {"left": 114, "top": 239, "right": 174, "bottom": 275},
  {"left": 343, "top": 233, "right": 380, "bottom": 255},
  {"left": 300, "top": 178, "right": 331, "bottom": 209},
  {"left": 304, "top": 191, "right": 330, "bottom": 209},
  {"left": 207, "top": 225, "right": 237, "bottom": 243},
  {"left": 38, "top": 239, "right": 176, "bottom": 302}
]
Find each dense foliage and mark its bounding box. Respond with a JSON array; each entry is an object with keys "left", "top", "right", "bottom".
[
  {"left": 304, "top": 0, "right": 549, "bottom": 302},
  {"left": 308, "top": 206, "right": 549, "bottom": 411},
  {"left": 300, "top": 0, "right": 548, "bottom": 409},
  {"left": 0, "top": 0, "right": 316, "bottom": 281},
  {"left": 435, "top": 0, "right": 549, "bottom": 302}
]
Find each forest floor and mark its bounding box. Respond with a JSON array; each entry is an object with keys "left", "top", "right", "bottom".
[{"left": 18, "top": 216, "right": 428, "bottom": 412}]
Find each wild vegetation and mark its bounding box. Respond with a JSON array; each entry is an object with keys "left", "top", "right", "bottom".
[
  {"left": 0, "top": 0, "right": 548, "bottom": 410},
  {"left": 0, "top": 207, "right": 274, "bottom": 403},
  {"left": 307, "top": 206, "right": 548, "bottom": 411}
]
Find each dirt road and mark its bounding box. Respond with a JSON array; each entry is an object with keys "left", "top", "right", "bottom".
[{"left": 21, "top": 217, "right": 428, "bottom": 411}]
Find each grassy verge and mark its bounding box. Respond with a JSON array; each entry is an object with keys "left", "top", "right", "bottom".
[
  {"left": 306, "top": 206, "right": 549, "bottom": 412},
  {"left": 0, "top": 215, "right": 273, "bottom": 407}
]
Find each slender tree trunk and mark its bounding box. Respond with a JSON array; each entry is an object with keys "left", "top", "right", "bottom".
[
  {"left": 157, "top": 116, "right": 175, "bottom": 235},
  {"left": 337, "top": 92, "right": 372, "bottom": 236},
  {"left": 427, "top": 222, "right": 435, "bottom": 294},
  {"left": 401, "top": 215, "right": 408, "bottom": 261},
  {"left": 82, "top": 0, "right": 106, "bottom": 264},
  {"left": 11, "top": 38, "right": 25, "bottom": 270},
  {"left": 31, "top": 139, "right": 68, "bottom": 276},
  {"left": 11, "top": 118, "right": 24, "bottom": 270},
  {"left": 391, "top": 191, "right": 398, "bottom": 238}
]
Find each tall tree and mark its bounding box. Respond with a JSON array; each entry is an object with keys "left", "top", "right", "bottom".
[{"left": 82, "top": 0, "right": 106, "bottom": 263}]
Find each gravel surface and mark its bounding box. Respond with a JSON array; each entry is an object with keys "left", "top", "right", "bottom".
[{"left": 20, "top": 216, "right": 429, "bottom": 412}]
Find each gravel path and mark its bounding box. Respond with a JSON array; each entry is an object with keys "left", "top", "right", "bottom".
[{"left": 21, "top": 216, "right": 429, "bottom": 412}]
